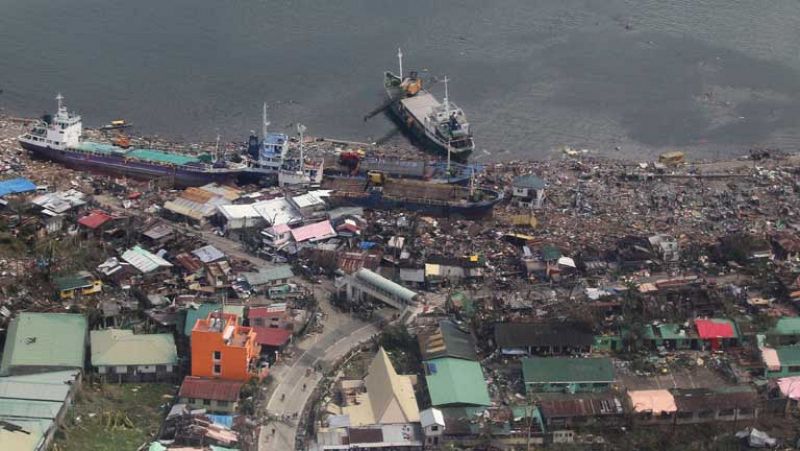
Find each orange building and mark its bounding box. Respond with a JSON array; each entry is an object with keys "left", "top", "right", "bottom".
[{"left": 191, "top": 312, "right": 264, "bottom": 381}]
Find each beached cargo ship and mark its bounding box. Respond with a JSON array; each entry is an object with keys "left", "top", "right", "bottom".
[
  {"left": 18, "top": 95, "right": 245, "bottom": 187},
  {"left": 321, "top": 175, "right": 502, "bottom": 218},
  {"left": 383, "top": 49, "right": 475, "bottom": 159}
]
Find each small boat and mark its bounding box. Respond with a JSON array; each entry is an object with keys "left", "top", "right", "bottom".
[{"left": 100, "top": 119, "right": 132, "bottom": 131}]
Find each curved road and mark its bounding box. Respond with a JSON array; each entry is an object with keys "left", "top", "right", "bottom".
[{"left": 259, "top": 288, "right": 380, "bottom": 450}]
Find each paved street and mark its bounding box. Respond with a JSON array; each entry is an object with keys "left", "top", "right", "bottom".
[{"left": 258, "top": 285, "right": 380, "bottom": 450}]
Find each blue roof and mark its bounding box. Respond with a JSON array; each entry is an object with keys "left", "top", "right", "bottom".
[{"left": 0, "top": 178, "right": 36, "bottom": 197}]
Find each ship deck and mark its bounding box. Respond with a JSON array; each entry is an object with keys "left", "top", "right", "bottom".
[
  {"left": 400, "top": 92, "right": 441, "bottom": 122},
  {"left": 323, "top": 177, "right": 472, "bottom": 202}
]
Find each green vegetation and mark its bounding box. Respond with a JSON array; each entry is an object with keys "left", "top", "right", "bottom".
[{"left": 53, "top": 383, "right": 175, "bottom": 451}]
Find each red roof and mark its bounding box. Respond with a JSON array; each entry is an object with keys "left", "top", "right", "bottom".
[
  {"left": 78, "top": 210, "right": 113, "bottom": 229},
  {"left": 253, "top": 327, "right": 292, "bottom": 347},
  {"left": 695, "top": 319, "right": 736, "bottom": 339},
  {"left": 179, "top": 376, "right": 243, "bottom": 401}
]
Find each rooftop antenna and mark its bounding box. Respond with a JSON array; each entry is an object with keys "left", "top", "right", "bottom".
[
  {"left": 397, "top": 48, "right": 404, "bottom": 78},
  {"left": 215, "top": 134, "right": 221, "bottom": 162},
  {"left": 56, "top": 93, "right": 64, "bottom": 111},
  {"left": 262, "top": 102, "right": 270, "bottom": 139}
]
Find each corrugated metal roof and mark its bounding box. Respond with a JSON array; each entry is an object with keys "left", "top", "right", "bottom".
[
  {"left": 179, "top": 376, "right": 243, "bottom": 402},
  {"left": 0, "top": 313, "right": 87, "bottom": 375},
  {"left": 90, "top": 329, "right": 177, "bottom": 366},
  {"left": 522, "top": 357, "right": 615, "bottom": 384},
  {"left": 364, "top": 348, "right": 420, "bottom": 424},
  {"left": 217, "top": 204, "right": 260, "bottom": 220},
  {"left": 192, "top": 245, "right": 225, "bottom": 263},
  {"left": 78, "top": 210, "right": 113, "bottom": 229},
  {"left": 241, "top": 265, "right": 294, "bottom": 286},
  {"left": 121, "top": 246, "right": 173, "bottom": 273},
  {"left": 355, "top": 268, "right": 418, "bottom": 304},
  {"left": 695, "top": 318, "right": 737, "bottom": 339},
  {"left": 0, "top": 177, "right": 36, "bottom": 197},
  {"left": 253, "top": 327, "right": 292, "bottom": 347},
  {"left": 291, "top": 220, "right": 336, "bottom": 243},
  {"left": 424, "top": 357, "right": 490, "bottom": 407},
  {"left": 251, "top": 197, "right": 300, "bottom": 225},
  {"left": 0, "top": 372, "right": 77, "bottom": 402}
]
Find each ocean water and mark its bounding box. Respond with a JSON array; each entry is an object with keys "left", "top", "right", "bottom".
[{"left": 1, "top": 0, "right": 800, "bottom": 161}]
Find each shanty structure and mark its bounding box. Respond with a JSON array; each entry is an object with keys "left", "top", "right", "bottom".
[{"left": 121, "top": 246, "right": 173, "bottom": 274}]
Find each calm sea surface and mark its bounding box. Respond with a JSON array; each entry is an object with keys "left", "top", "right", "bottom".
[{"left": 2, "top": 0, "right": 800, "bottom": 161}]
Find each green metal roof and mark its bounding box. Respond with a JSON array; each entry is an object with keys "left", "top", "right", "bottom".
[
  {"left": 522, "top": 357, "right": 615, "bottom": 384},
  {"left": 772, "top": 317, "right": 800, "bottom": 336},
  {"left": 0, "top": 313, "right": 87, "bottom": 375},
  {"left": 425, "top": 357, "right": 491, "bottom": 407},
  {"left": 642, "top": 323, "right": 688, "bottom": 340},
  {"left": 54, "top": 272, "right": 93, "bottom": 291},
  {"left": 127, "top": 149, "right": 200, "bottom": 166},
  {"left": 90, "top": 329, "right": 177, "bottom": 367},
  {"left": 777, "top": 346, "right": 800, "bottom": 366}
]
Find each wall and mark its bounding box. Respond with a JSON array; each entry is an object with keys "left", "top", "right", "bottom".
[
  {"left": 191, "top": 328, "right": 257, "bottom": 382},
  {"left": 179, "top": 396, "right": 239, "bottom": 414}
]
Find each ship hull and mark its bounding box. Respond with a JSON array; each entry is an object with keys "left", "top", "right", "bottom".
[
  {"left": 20, "top": 142, "right": 237, "bottom": 188},
  {"left": 383, "top": 71, "right": 474, "bottom": 161},
  {"left": 327, "top": 192, "right": 499, "bottom": 219}
]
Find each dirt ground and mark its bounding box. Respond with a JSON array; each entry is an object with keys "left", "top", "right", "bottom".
[{"left": 53, "top": 382, "right": 176, "bottom": 451}]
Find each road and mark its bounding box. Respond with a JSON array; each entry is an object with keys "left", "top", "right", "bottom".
[{"left": 259, "top": 286, "right": 380, "bottom": 450}]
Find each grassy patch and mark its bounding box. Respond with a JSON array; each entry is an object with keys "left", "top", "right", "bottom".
[{"left": 53, "top": 382, "right": 176, "bottom": 451}]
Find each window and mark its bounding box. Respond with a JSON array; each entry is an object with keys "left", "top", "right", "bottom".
[
  {"left": 718, "top": 409, "right": 735, "bottom": 417},
  {"left": 218, "top": 401, "right": 229, "bottom": 407},
  {"left": 188, "top": 398, "right": 196, "bottom": 404},
  {"left": 213, "top": 351, "right": 221, "bottom": 360},
  {"left": 739, "top": 408, "right": 755, "bottom": 416},
  {"left": 203, "top": 399, "right": 211, "bottom": 406},
  {"left": 430, "top": 425, "right": 438, "bottom": 432},
  {"left": 213, "top": 364, "right": 221, "bottom": 375},
  {"left": 698, "top": 410, "right": 714, "bottom": 418},
  {"left": 156, "top": 365, "right": 166, "bottom": 372},
  {"left": 788, "top": 365, "right": 800, "bottom": 373},
  {"left": 677, "top": 411, "right": 693, "bottom": 419}
]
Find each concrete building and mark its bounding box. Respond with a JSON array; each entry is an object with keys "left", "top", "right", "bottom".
[
  {"left": 511, "top": 174, "right": 546, "bottom": 209},
  {"left": 341, "top": 268, "right": 421, "bottom": 310},
  {"left": 190, "top": 312, "right": 263, "bottom": 382},
  {"left": 90, "top": 329, "right": 178, "bottom": 382}
]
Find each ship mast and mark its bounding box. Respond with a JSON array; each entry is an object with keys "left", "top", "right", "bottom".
[
  {"left": 56, "top": 93, "right": 64, "bottom": 112},
  {"left": 442, "top": 76, "right": 450, "bottom": 115},
  {"left": 262, "top": 102, "right": 270, "bottom": 139},
  {"left": 297, "top": 123, "right": 306, "bottom": 174},
  {"left": 397, "top": 48, "right": 403, "bottom": 79},
  {"left": 215, "top": 134, "right": 221, "bottom": 162}
]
